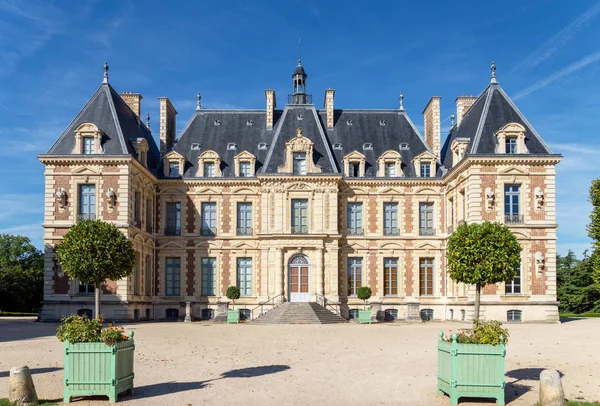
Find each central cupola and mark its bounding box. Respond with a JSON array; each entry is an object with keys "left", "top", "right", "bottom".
[{"left": 290, "top": 59, "right": 311, "bottom": 104}]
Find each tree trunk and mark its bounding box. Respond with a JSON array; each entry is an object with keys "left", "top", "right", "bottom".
[
  {"left": 94, "top": 282, "right": 101, "bottom": 320},
  {"left": 474, "top": 283, "right": 481, "bottom": 323}
]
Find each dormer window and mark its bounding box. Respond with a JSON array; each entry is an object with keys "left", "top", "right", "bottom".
[
  {"left": 495, "top": 122, "right": 527, "bottom": 155},
  {"left": 347, "top": 120, "right": 353, "bottom": 126},
  {"left": 227, "top": 143, "right": 237, "bottom": 151},
  {"left": 191, "top": 143, "right": 200, "bottom": 150},
  {"left": 412, "top": 151, "right": 436, "bottom": 178},
  {"left": 239, "top": 162, "right": 251, "bottom": 177},
  {"left": 506, "top": 138, "right": 517, "bottom": 154},
  {"left": 204, "top": 162, "right": 215, "bottom": 177},
  {"left": 293, "top": 152, "right": 307, "bottom": 175},
  {"left": 379, "top": 120, "right": 386, "bottom": 126},
  {"left": 214, "top": 120, "right": 221, "bottom": 126},
  {"left": 377, "top": 150, "right": 402, "bottom": 177},
  {"left": 258, "top": 142, "right": 268, "bottom": 150},
  {"left": 363, "top": 143, "right": 373, "bottom": 150},
  {"left": 169, "top": 162, "right": 180, "bottom": 177},
  {"left": 451, "top": 138, "right": 469, "bottom": 166},
  {"left": 196, "top": 150, "right": 222, "bottom": 177},
  {"left": 385, "top": 162, "right": 396, "bottom": 177},
  {"left": 297, "top": 114, "right": 303, "bottom": 120},
  {"left": 72, "top": 122, "right": 103, "bottom": 155},
  {"left": 348, "top": 162, "right": 359, "bottom": 177},
  {"left": 399, "top": 142, "right": 409, "bottom": 150},
  {"left": 234, "top": 150, "right": 257, "bottom": 177},
  {"left": 343, "top": 151, "right": 366, "bottom": 178},
  {"left": 333, "top": 143, "right": 342, "bottom": 150},
  {"left": 83, "top": 137, "right": 94, "bottom": 155},
  {"left": 247, "top": 120, "right": 253, "bottom": 126},
  {"left": 420, "top": 163, "right": 431, "bottom": 177}
]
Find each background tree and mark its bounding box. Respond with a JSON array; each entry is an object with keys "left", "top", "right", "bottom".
[
  {"left": 0, "top": 234, "right": 44, "bottom": 312},
  {"left": 557, "top": 250, "right": 600, "bottom": 314},
  {"left": 55, "top": 220, "right": 135, "bottom": 319},
  {"left": 588, "top": 178, "right": 600, "bottom": 284},
  {"left": 447, "top": 221, "right": 522, "bottom": 322}
]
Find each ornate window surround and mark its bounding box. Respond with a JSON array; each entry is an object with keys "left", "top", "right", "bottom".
[
  {"left": 450, "top": 137, "right": 470, "bottom": 165},
  {"left": 163, "top": 150, "right": 186, "bottom": 177},
  {"left": 412, "top": 151, "right": 436, "bottom": 178},
  {"left": 131, "top": 137, "right": 149, "bottom": 167},
  {"left": 196, "top": 150, "right": 222, "bottom": 177},
  {"left": 495, "top": 122, "right": 528, "bottom": 154},
  {"left": 72, "top": 122, "right": 103, "bottom": 154},
  {"left": 342, "top": 150, "right": 366, "bottom": 177},
  {"left": 377, "top": 150, "right": 402, "bottom": 177},
  {"left": 277, "top": 128, "right": 322, "bottom": 174},
  {"left": 233, "top": 150, "right": 257, "bottom": 177}
]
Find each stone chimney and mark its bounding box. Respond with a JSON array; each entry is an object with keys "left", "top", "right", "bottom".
[
  {"left": 265, "top": 89, "right": 276, "bottom": 129},
  {"left": 422, "top": 97, "right": 441, "bottom": 159},
  {"left": 121, "top": 92, "right": 142, "bottom": 118},
  {"left": 455, "top": 96, "right": 477, "bottom": 126},
  {"left": 158, "top": 97, "right": 177, "bottom": 154},
  {"left": 324, "top": 89, "right": 335, "bottom": 128}
]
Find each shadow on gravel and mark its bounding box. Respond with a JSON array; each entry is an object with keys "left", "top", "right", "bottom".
[
  {"left": 559, "top": 317, "right": 589, "bottom": 323},
  {"left": 0, "top": 366, "right": 63, "bottom": 378},
  {"left": 0, "top": 318, "right": 58, "bottom": 343},
  {"left": 133, "top": 365, "right": 291, "bottom": 399}
]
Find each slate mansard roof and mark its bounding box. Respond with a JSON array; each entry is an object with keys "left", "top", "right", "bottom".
[{"left": 43, "top": 67, "right": 556, "bottom": 178}]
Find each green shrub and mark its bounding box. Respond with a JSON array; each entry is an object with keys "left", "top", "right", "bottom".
[
  {"left": 226, "top": 286, "right": 240, "bottom": 301},
  {"left": 56, "top": 314, "right": 130, "bottom": 345},
  {"left": 357, "top": 286, "right": 372, "bottom": 309},
  {"left": 445, "top": 320, "right": 510, "bottom": 345}
]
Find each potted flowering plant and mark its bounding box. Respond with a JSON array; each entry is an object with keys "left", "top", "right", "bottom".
[
  {"left": 226, "top": 285, "right": 241, "bottom": 324},
  {"left": 437, "top": 320, "right": 509, "bottom": 405},
  {"left": 356, "top": 286, "right": 372, "bottom": 324},
  {"left": 56, "top": 314, "right": 134, "bottom": 403}
]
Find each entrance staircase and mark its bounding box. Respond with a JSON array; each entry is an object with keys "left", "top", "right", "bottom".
[{"left": 252, "top": 302, "right": 347, "bottom": 324}]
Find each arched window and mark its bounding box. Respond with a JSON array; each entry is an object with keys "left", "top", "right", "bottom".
[
  {"left": 289, "top": 254, "right": 310, "bottom": 265},
  {"left": 507, "top": 310, "right": 522, "bottom": 323},
  {"left": 384, "top": 309, "right": 398, "bottom": 321},
  {"left": 420, "top": 309, "right": 434, "bottom": 321}
]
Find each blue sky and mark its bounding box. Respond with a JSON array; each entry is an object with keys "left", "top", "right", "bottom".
[{"left": 0, "top": 0, "right": 598, "bottom": 257}]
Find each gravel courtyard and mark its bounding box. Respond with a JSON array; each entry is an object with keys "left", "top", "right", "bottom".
[{"left": 1, "top": 317, "right": 598, "bottom": 406}]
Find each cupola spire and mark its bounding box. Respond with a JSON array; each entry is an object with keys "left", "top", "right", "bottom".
[
  {"left": 399, "top": 92, "right": 405, "bottom": 111},
  {"left": 103, "top": 61, "right": 109, "bottom": 84},
  {"left": 490, "top": 61, "right": 497, "bottom": 84},
  {"left": 291, "top": 57, "right": 308, "bottom": 104},
  {"left": 196, "top": 92, "right": 201, "bottom": 111}
]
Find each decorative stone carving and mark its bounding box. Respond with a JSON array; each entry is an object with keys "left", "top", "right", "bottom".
[
  {"left": 55, "top": 188, "right": 67, "bottom": 210},
  {"left": 277, "top": 128, "right": 322, "bottom": 174},
  {"left": 534, "top": 187, "right": 544, "bottom": 211},
  {"left": 535, "top": 252, "right": 545, "bottom": 273},
  {"left": 105, "top": 188, "right": 117, "bottom": 210},
  {"left": 485, "top": 187, "right": 495, "bottom": 210}
]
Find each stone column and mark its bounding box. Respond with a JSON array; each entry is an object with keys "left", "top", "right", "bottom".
[
  {"left": 184, "top": 301, "right": 192, "bottom": 322},
  {"left": 275, "top": 249, "right": 284, "bottom": 301},
  {"left": 316, "top": 248, "right": 324, "bottom": 296}
]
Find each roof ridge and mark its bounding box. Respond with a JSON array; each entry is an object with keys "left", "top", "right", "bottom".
[
  {"left": 260, "top": 107, "right": 289, "bottom": 173},
  {"left": 469, "top": 84, "right": 495, "bottom": 154},
  {"left": 310, "top": 106, "right": 339, "bottom": 173},
  {"left": 177, "top": 111, "right": 201, "bottom": 145},
  {"left": 399, "top": 111, "right": 438, "bottom": 162},
  {"left": 105, "top": 84, "right": 129, "bottom": 154}
]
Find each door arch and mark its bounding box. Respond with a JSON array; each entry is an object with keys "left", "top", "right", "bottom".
[{"left": 289, "top": 254, "right": 310, "bottom": 302}]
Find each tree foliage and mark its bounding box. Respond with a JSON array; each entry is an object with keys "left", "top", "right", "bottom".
[
  {"left": 55, "top": 220, "right": 135, "bottom": 317},
  {"left": 0, "top": 234, "right": 44, "bottom": 312},
  {"left": 588, "top": 178, "right": 600, "bottom": 284},
  {"left": 557, "top": 250, "right": 600, "bottom": 313},
  {"left": 357, "top": 286, "right": 372, "bottom": 310},
  {"left": 447, "top": 221, "right": 522, "bottom": 321}
]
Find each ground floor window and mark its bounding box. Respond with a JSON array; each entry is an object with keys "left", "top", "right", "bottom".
[
  {"left": 240, "top": 309, "right": 251, "bottom": 321},
  {"left": 347, "top": 258, "right": 362, "bottom": 296},
  {"left": 507, "top": 309, "right": 522, "bottom": 322},
  {"left": 165, "top": 308, "right": 179, "bottom": 320},
  {"left": 460, "top": 309, "right": 466, "bottom": 321},
  {"left": 165, "top": 257, "right": 181, "bottom": 296},
  {"left": 79, "top": 282, "right": 94, "bottom": 294},
  {"left": 449, "top": 309, "right": 454, "bottom": 320},
  {"left": 420, "top": 309, "right": 434, "bottom": 321},
  {"left": 201, "top": 308, "right": 214, "bottom": 320},
  {"left": 237, "top": 258, "right": 252, "bottom": 296},
  {"left": 383, "top": 258, "right": 398, "bottom": 296},
  {"left": 201, "top": 258, "right": 216, "bottom": 296},
  {"left": 384, "top": 309, "right": 398, "bottom": 321},
  {"left": 134, "top": 309, "right": 140, "bottom": 320},
  {"left": 419, "top": 258, "right": 434, "bottom": 296},
  {"left": 77, "top": 308, "right": 92, "bottom": 318},
  {"left": 348, "top": 309, "right": 359, "bottom": 320}
]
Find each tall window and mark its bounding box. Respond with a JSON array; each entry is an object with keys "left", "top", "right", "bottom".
[
  {"left": 134, "top": 253, "right": 140, "bottom": 295},
  {"left": 239, "top": 162, "right": 251, "bottom": 177},
  {"left": 169, "top": 162, "right": 179, "bottom": 177},
  {"left": 419, "top": 258, "right": 434, "bottom": 296},
  {"left": 201, "top": 202, "right": 217, "bottom": 236},
  {"left": 291, "top": 199, "right": 308, "bottom": 234},
  {"left": 385, "top": 162, "right": 396, "bottom": 177},
  {"left": 204, "top": 162, "right": 215, "bottom": 177},
  {"left": 460, "top": 190, "right": 466, "bottom": 221},
  {"left": 348, "top": 162, "right": 360, "bottom": 177},
  {"left": 448, "top": 198, "right": 454, "bottom": 230},
  {"left": 145, "top": 199, "right": 153, "bottom": 233},
  {"left": 145, "top": 256, "right": 151, "bottom": 296},
  {"left": 504, "top": 184, "right": 521, "bottom": 224},
  {"left": 165, "top": 202, "right": 181, "bottom": 235},
  {"left": 78, "top": 184, "right": 96, "bottom": 221},
  {"left": 347, "top": 258, "right": 362, "bottom": 296},
  {"left": 384, "top": 258, "right": 398, "bottom": 296},
  {"left": 165, "top": 257, "right": 180, "bottom": 296},
  {"left": 505, "top": 258, "right": 522, "bottom": 295},
  {"left": 420, "top": 163, "right": 431, "bottom": 177},
  {"left": 419, "top": 203, "right": 434, "bottom": 236},
  {"left": 134, "top": 191, "right": 141, "bottom": 225},
  {"left": 237, "top": 202, "right": 252, "bottom": 236},
  {"left": 83, "top": 137, "right": 94, "bottom": 155},
  {"left": 383, "top": 202, "right": 398, "bottom": 236},
  {"left": 237, "top": 258, "right": 252, "bottom": 296},
  {"left": 201, "top": 258, "right": 216, "bottom": 296},
  {"left": 347, "top": 202, "right": 363, "bottom": 235},
  {"left": 506, "top": 138, "right": 517, "bottom": 154},
  {"left": 78, "top": 281, "right": 94, "bottom": 294},
  {"left": 293, "top": 152, "right": 307, "bottom": 175}
]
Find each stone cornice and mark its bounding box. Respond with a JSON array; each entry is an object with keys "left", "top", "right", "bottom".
[{"left": 38, "top": 154, "right": 158, "bottom": 181}]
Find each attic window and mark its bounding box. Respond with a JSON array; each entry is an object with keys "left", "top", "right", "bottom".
[
  {"left": 247, "top": 120, "right": 253, "bottom": 126},
  {"left": 333, "top": 143, "right": 342, "bottom": 150},
  {"left": 214, "top": 120, "right": 221, "bottom": 126},
  {"left": 399, "top": 143, "right": 409, "bottom": 150},
  {"left": 362, "top": 142, "right": 373, "bottom": 150},
  {"left": 258, "top": 142, "right": 268, "bottom": 150},
  {"left": 227, "top": 143, "right": 237, "bottom": 150},
  {"left": 347, "top": 120, "right": 353, "bottom": 126},
  {"left": 379, "top": 120, "right": 386, "bottom": 126},
  {"left": 297, "top": 114, "right": 303, "bottom": 120},
  {"left": 191, "top": 143, "right": 201, "bottom": 150}
]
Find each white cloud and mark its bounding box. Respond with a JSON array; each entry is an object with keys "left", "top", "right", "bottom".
[{"left": 0, "top": 194, "right": 43, "bottom": 221}]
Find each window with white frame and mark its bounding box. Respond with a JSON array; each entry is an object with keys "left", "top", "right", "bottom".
[
  {"left": 83, "top": 137, "right": 94, "bottom": 155},
  {"left": 237, "top": 257, "right": 252, "bottom": 296},
  {"left": 169, "top": 162, "right": 180, "bottom": 177},
  {"left": 348, "top": 162, "right": 360, "bottom": 177},
  {"left": 237, "top": 202, "right": 252, "bottom": 236},
  {"left": 419, "top": 203, "right": 434, "bottom": 236},
  {"left": 165, "top": 202, "right": 180, "bottom": 236},
  {"left": 384, "top": 258, "right": 398, "bottom": 296},
  {"left": 165, "top": 257, "right": 181, "bottom": 296},
  {"left": 347, "top": 258, "right": 362, "bottom": 296},
  {"left": 291, "top": 199, "right": 308, "bottom": 234},
  {"left": 204, "top": 162, "right": 215, "bottom": 177},
  {"left": 419, "top": 258, "right": 434, "bottom": 296},
  {"left": 293, "top": 152, "right": 307, "bottom": 175},
  {"left": 507, "top": 309, "right": 522, "bottom": 322},
  {"left": 505, "top": 257, "right": 522, "bottom": 295},
  {"left": 347, "top": 202, "right": 363, "bottom": 235},
  {"left": 145, "top": 255, "right": 151, "bottom": 296},
  {"left": 504, "top": 184, "right": 521, "bottom": 224},
  {"left": 239, "top": 162, "right": 251, "bottom": 177},
  {"left": 78, "top": 281, "right": 94, "bottom": 294},
  {"left": 506, "top": 138, "right": 517, "bottom": 154},
  {"left": 201, "top": 202, "right": 217, "bottom": 236},
  {"left": 383, "top": 202, "right": 398, "bottom": 236},
  {"left": 78, "top": 184, "right": 96, "bottom": 222},
  {"left": 385, "top": 162, "right": 396, "bottom": 177},
  {"left": 420, "top": 309, "right": 434, "bottom": 321},
  {"left": 420, "top": 163, "right": 431, "bottom": 177},
  {"left": 201, "top": 258, "right": 216, "bottom": 296}
]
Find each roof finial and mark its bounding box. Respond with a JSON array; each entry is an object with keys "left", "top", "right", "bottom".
[
  {"left": 298, "top": 37, "right": 301, "bottom": 64},
  {"left": 399, "top": 92, "right": 405, "bottom": 111},
  {"left": 103, "top": 61, "right": 109, "bottom": 84},
  {"left": 196, "top": 92, "right": 201, "bottom": 111},
  {"left": 490, "top": 61, "right": 497, "bottom": 84},
  {"left": 451, "top": 113, "right": 455, "bottom": 127},
  {"left": 145, "top": 113, "right": 150, "bottom": 128}
]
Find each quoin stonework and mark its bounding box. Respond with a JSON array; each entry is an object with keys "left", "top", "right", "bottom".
[{"left": 39, "top": 60, "right": 561, "bottom": 323}]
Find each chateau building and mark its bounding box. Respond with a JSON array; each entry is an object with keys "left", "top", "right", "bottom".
[{"left": 39, "top": 61, "right": 561, "bottom": 323}]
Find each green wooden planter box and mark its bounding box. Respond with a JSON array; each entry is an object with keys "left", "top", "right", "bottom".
[
  {"left": 358, "top": 309, "right": 372, "bottom": 324},
  {"left": 63, "top": 332, "right": 135, "bottom": 403},
  {"left": 437, "top": 331, "right": 506, "bottom": 405},
  {"left": 227, "top": 309, "right": 240, "bottom": 324}
]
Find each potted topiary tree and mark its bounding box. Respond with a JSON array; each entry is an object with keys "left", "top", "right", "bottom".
[
  {"left": 226, "top": 285, "right": 241, "bottom": 324},
  {"left": 356, "top": 286, "right": 372, "bottom": 324},
  {"left": 437, "top": 320, "right": 509, "bottom": 405}
]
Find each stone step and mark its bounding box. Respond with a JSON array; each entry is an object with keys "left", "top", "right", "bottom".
[{"left": 252, "top": 302, "right": 347, "bottom": 324}]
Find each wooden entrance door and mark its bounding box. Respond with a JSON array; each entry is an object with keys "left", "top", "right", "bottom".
[{"left": 289, "top": 255, "right": 310, "bottom": 302}]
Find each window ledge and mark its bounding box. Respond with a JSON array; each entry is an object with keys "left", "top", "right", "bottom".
[{"left": 501, "top": 295, "right": 530, "bottom": 300}]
